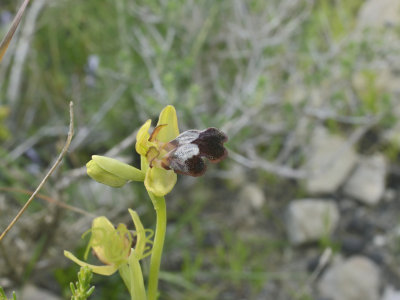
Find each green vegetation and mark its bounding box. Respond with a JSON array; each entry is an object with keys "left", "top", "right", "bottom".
[
  {"left": 0, "top": 287, "right": 16, "bottom": 300},
  {"left": 70, "top": 267, "right": 95, "bottom": 300}
]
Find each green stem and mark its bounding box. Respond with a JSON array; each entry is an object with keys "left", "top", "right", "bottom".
[{"left": 147, "top": 193, "right": 166, "bottom": 300}]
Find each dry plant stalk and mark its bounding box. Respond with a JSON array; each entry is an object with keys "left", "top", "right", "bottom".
[
  {"left": 0, "top": 187, "right": 93, "bottom": 217},
  {"left": 0, "top": 0, "right": 31, "bottom": 62},
  {"left": 0, "top": 102, "right": 74, "bottom": 242}
]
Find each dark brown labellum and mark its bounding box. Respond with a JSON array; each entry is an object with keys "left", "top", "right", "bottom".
[{"left": 163, "top": 127, "right": 228, "bottom": 177}]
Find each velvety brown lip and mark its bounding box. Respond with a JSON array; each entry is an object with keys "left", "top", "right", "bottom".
[{"left": 161, "top": 127, "right": 228, "bottom": 177}]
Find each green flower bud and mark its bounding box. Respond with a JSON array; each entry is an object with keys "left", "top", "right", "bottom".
[{"left": 86, "top": 156, "right": 145, "bottom": 188}]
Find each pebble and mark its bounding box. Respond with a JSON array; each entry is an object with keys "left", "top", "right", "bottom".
[
  {"left": 233, "top": 184, "right": 266, "bottom": 227},
  {"left": 382, "top": 286, "right": 400, "bottom": 300},
  {"left": 318, "top": 256, "right": 380, "bottom": 300},
  {"left": 286, "top": 199, "right": 340, "bottom": 245},
  {"left": 357, "top": 0, "right": 400, "bottom": 29},
  {"left": 343, "top": 154, "right": 386, "bottom": 206},
  {"left": 305, "top": 127, "right": 357, "bottom": 194}
]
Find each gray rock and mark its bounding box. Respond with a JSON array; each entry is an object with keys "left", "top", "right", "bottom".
[
  {"left": 239, "top": 184, "right": 265, "bottom": 210},
  {"left": 305, "top": 127, "right": 358, "bottom": 194},
  {"left": 382, "top": 286, "right": 400, "bottom": 300},
  {"left": 21, "top": 284, "right": 61, "bottom": 300},
  {"left": 318, "top": 256, "right": 380, "bottom": 300},
  {"left": 286, "top": 199, "right": 340, "bottom": 245},
  {"left": 343, "top": 154, "right": 386, "bottom": 206},
  {"left": 357, "top": 0, "right": 400, "bottom": 30},
  {"left": 233, "top": 184, "right": 266, "bottom": 227}
]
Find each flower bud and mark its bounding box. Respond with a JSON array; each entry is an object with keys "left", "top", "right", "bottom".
[
  {"left": 86, "top": 159, "right": 128, "bottom": 187},
  {"left": 86, "top": 155, "right": 145, "bottom": 187}
]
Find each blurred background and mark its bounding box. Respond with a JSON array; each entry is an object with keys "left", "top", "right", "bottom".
[{"left": 1, "top": 0, "right": 400, "bottom": 299}]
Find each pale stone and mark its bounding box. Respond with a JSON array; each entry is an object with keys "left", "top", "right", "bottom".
[
  {"left": 382, "top": 286, "right": 400, "bottom": 300},
  {"left": 239, "top": 184, "right": 265, "bottom": 210},
  {"left": 305, "top": 127, "right": 358, "bottom": 194},
  {"left": 234, "top": 184, "right": 266, "bottom": 227},
  {"left": 357, "top": 0, "right": 400, "bottom": 30},
  {"left": 286, "top": 199, "right": 339, "bottom": 245},
  {"left": 352, "top": 68, "right": 400, "bottom": 97},
  {"left": 318, "top": 256, "right": 380, "bottom": 300},
  {"left": 343, "top": 154, "right": 386, "bottom": 205}
]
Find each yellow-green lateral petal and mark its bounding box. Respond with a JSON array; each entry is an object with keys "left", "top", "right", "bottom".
[
  {"left": 64, "top": 251, "right": 118, "bottom": 276},
  {"left": 156, "top": 105, "right": 179, "bottom": 143},
  {"left": 86, "top": 160, "right": 127, "bottom": 187},
  {"left": 135, "top": 119, "right": 152, "bottom": 156},
  {"left": 92, "top": 155, "right": 145, "bottom": 182},
  {"left": 144, "top": 167, "right": 177, "bottom": 196}
]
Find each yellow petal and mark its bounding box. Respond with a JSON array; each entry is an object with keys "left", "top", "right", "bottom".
[
  {"left": 156, "top": 105, "right": 179, "bottom": 143},
  {"left": 86, "top": 160, "right": 127, "bottom": 187},
  {"left": 135, "top": 119, "right": 152, "bottom": 156},
  {"left": 144, "top": 167, "right": 177, "bottom": 196},
  {"left": 85, "top": 216, "right": 115, "bottom": 261},
  {"left": 92, "top": 155, "right": 144, "bottom": 182},
  {"left": 64, "top": 251, "right": 118, "bottom": 276}
]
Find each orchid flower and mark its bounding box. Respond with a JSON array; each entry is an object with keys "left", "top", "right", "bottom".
[
  {"left": 86, "top": 105, "right": 228, "bottom": 196},
  {"left": 64, "top": 210, "right": 153, "bottom": 300},
  {"left": 64, "top": 210, "right": 152, "bottom": 276},
  {"left": 79, "top": 105, "right": 228, "bottom": 300}
]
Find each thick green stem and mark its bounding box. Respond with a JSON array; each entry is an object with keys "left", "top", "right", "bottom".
[{"left": 147, "top": 193, "right": 166, "bottom": 300}]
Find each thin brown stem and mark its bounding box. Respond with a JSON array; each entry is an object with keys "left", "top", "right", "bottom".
[
  {"left": 0, "top": 187, "right": 93, "bottom": 217},
  {"left": 0, "top": 102, "right": 74, "bottom": 242},
  {"left": 0, "top": 0, "right": 31, "bottom": 62}
]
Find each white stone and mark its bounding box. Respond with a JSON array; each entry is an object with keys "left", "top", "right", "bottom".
[
  {"left": 382, "top": 286, "right": 400, "bottom": 300},
  {"left": 240, "top": 184, "right": 265, "bottom": 210},
  {"left": 357, "top": 0, "right": 400, "bottom": 30},
  {"left": 233, "top": 184, "right": 266, "bottom": 227},
  {"left": 343, "top": 154, "right": 386, "bottom": 205},
  {"left": 286, "top": 199, "right": 340, "bottom": 245},
  {"left": 318, "top": 256, "right": 380, "bottom": 300},
  {"left": 373, "top": 234, "right": 387, "bottom": 247},
  {"left": 353, "top": 68, "right": 400, "bottom": 97},
  {"left": 305, "top": 127, "right": 358, "bottom": 194}
]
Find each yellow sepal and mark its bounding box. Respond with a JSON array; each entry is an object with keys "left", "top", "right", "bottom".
[
  {"left": 156, "top": 105, "right": 179, "bottom": 143},
  {"left": 64, "top": 251, "right": 118, "bottom": 276}
]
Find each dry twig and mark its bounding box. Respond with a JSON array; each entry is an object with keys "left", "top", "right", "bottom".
[
  {"left": 0, "top": 0, "right": 30, "bottom": 62},
  {"left": 0, "top": 102, "right": 74, "bottom": 242}
]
